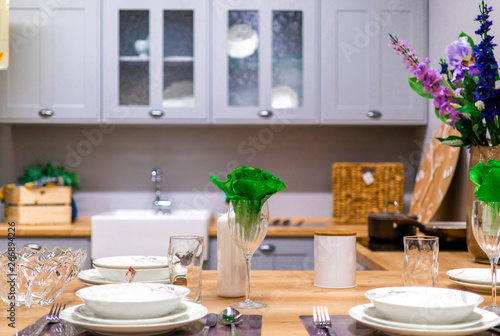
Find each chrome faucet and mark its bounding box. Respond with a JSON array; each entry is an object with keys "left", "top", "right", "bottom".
[{"left": 151, "top": 169, "right": 171, "bottom": 213}]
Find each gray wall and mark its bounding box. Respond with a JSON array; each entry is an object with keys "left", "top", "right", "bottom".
[{"left": 0, "top": 124, "right": 427, "bottom": 218}]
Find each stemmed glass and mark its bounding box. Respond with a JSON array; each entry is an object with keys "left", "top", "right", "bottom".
[
  {"left": 472, "top": 200, "right": 500, "bottom": 313},
  {"left": 227, "top": 199, "right": 269, "bottom": 309}
]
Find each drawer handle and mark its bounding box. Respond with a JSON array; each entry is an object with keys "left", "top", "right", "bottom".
[
  {"left": 258, "top": 110, "right": 273, "bottom": 118},
  {"left": 367, "top": 110, "right": 382, "bottom": 119},
  {"left": 39, "top": 109, "right": 54, "bottom": 117},
  {"left": 258, "top": 244, "right": 275, "bottom": 252},
  {"left": 149, "top": 110, "right": 165, "bottom": 118}
]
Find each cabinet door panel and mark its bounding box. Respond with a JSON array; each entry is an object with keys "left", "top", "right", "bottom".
[
  {"left": 51, "top": 8, "right": 86, "bottom": 111},
  {"left": 321, "top": 0, "right": 427, "bottom": 125},
  {"left": 0, "top": 1, "right": 99, "bottom": 122},
  {"left": 212, "top": 0, "right": 319, "bottom": 124},
  {"left": 2, "top": 8, "right": 43, "bottom": 115},
  {"left": 102, "top": 0, "right": 208, "bottom": 123}
]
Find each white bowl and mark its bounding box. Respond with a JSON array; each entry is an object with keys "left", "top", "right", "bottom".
[
  {"left": 93, "top": 256, "right": 168, "bottom": 269},
  {"left": 94, "top": 266, "right": 169, "bottom": 282},
  {"left": 76, "top": 283, "right": 189, "bottom": 320},
  {"left": 365, "top": 287, "right": 484, "bottom": 325}
]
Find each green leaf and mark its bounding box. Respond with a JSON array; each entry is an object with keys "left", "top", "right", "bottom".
[
  {"left": 408, "top": 77, "right": 433, "bottom": 99},
  {"left": 210, "top": 167, "right": 287, "bottom": 226},
  {"left": 436, "top": 136, "right": 464, "bottom": 147},
  {"left": 470, "top": 160, "right": 500, "bottom": 202},
  {"left": 456, "top": 103, "right": 481, "bottom": 118},
  {"left": 458, "top": 32, "right": 476, "bottom": 48}
]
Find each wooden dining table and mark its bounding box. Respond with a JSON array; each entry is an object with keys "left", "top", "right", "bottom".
[{"left": 0, "top": 247, "right": 488, "bottom": 336}]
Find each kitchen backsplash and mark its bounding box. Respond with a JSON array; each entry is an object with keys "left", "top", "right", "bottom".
[{"left": 0, "top": 124, "right": 458, "bottom": 219}]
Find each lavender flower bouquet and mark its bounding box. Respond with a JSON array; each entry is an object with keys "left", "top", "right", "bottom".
[{"left": 390, "top": 0, "right": 500, "bottom": 147}]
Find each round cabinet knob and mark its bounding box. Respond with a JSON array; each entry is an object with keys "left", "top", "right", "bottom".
[
  {"left": 367, "top": 110, "right": 382, "bottom": 119},
  {"left": 38, "top": 109, "right": 54, "bottom": 118},
  {"left": 258, "top": 244, "right": 275, "bottom": 253},
  {"left": 258, "top": 110, "right": 273, "bottom": 118},
  {"left": 149, "top": 110, "right": 165, "bottom": 118}
]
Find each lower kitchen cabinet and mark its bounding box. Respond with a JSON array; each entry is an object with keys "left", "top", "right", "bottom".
[
  {"left": 0, "top": 237, "right": 91, "bottom": 270},
  {"left": 208, "top": 237, "right": 314, "bottom": 271}
]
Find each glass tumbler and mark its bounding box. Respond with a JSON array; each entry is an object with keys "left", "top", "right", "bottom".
[
  {"left": 402, "top": 236, "right": 439, "bottom": 287},
  {"left": 168, "top": 235, "right": 204, "bottom": 303}
]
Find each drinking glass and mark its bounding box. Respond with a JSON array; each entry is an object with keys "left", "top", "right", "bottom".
[
  {"left": 228, "top": 199, "right": 269, "bottom": 309},
  {"left": 402, "top": 236, "right": 439, "bottom": 287},
  {"left": 472, "top": 200, "right": 500, "bottom": 313},
  {"left": 167, "top": 235, "right": 204, "bottom": 303}
]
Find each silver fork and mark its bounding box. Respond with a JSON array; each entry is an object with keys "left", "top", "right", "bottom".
[
  {"left": 33, "top": 303, "right": 66, "bottom": 336},
  {"left": 313, "top": 306, "right": 337, "bottom": 336}
]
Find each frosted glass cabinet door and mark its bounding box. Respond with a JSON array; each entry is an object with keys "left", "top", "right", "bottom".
[
  {"left": 0, "top": 0, "right": 99, "bottom": 123},
  {"left": 102, "top": 0, "right": 208, "bottom": 123},
  {"left": 321, "top": 0, "right": 427, "bottom": 125},
  {"left": 212, "top": 0, "right": 319, "bottom": 124}
]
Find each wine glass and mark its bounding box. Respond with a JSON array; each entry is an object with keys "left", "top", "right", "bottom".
[
  {"left": 472, "top": 200, "right": 500, "bottom": 313},
  {"left": 227, "top": 199, "right": 269, "bottom": 309}
]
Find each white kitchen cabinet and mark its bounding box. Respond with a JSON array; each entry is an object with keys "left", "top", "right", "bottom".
[
  {"left": 212, "top": 0, "right": 319, "bottom": 124},
  {"left": 321, "top": 0, "right": 428, "bottom": 125},
  {"left": 0, "top": 0, "right": 99, "bottom": 123},
  {"left": 102, "top": 0, "right": 208, "bottom": 124}
]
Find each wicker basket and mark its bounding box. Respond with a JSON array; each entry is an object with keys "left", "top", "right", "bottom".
[{"left": 332, "top": 162, "right": 405, "bottom": 224}]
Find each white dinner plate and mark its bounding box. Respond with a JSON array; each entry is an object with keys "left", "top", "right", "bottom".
[
  {"left": 61, "top": 301, "right": 207, "bottom": 335},
  {"left": 93, "top": 256, "right": 169, "bottom": 269},
  {"left": 78, "top": 269, "right": 170, "bottom": 286},
  {"left": 349, "top": 304, "right": 500, "bottom": 336},
  {"left": 447, "top": 268, "right": 498, "bottom": 285},
  {"left": 73, "top": 302, "right": 189, "bottom": 325},
  {"left": 362, "top": 304, "right": 483, "bottom": 330},
  {"left": 449, "top": 278, "right": 500, "bottom": 293}
]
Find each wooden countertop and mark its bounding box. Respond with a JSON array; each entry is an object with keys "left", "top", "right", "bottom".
[
  {"left": 209, "top": 217, "right": 368, "bottom": 238},
  {"left": 0, "top": 250, "right": 485, "bottom": 335},
  {"left": 0, "top": 217, "right": 366, "bottom": 238},
  {"left": 0, "top": 217, "right": 91, "bottom": 237}
]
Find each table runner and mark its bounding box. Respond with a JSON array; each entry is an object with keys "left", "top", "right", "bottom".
[
  {"left": 15, "top": 314, "right": 262, "bottom": 336},
  {"left": 300, "top": 315, "right": 497, "bottom": 335}
]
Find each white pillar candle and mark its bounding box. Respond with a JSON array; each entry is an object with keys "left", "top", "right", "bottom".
[{"left": 217, "top": 212, "right": 246, "bottom": 297}]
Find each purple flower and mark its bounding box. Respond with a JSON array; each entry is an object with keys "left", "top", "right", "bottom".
[{"left": 444, "top": 37, "right": 476, "bottom": 81}]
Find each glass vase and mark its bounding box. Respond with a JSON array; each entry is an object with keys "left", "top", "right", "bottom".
[
  {"left": 227, "top": 199, "right": 269, "bottom": 309},
  {"left": 467, "top": 146, "right": 500, "bottom": 263}
]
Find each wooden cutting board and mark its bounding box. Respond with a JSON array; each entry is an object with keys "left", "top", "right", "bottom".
[{"left": 409, "top": 124, "right": 461, "bottom": 223}]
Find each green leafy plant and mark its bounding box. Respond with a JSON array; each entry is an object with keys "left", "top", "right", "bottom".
[
  {"left": 210, "top": 166, "right": 286, "bottom": 226},
  {"left": 19, "top": 163, "right": 80, "bottom": 188}
]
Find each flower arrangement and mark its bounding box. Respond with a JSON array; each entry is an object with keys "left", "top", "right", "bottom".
[{"left": 389, "top": 0, "right": 500, "bottom": 147}]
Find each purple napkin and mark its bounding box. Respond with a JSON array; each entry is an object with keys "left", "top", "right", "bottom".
[
  {"left": 15, "top": 314, "right": 262, "bottom": 336},
  {"left": 300, "top": 315, "right": 497, "bottom": 336}
]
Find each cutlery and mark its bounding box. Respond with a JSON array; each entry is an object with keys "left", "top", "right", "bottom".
[
  {"left": 313, "top": 306, "right": 337, "bottom": 336},
  {"left": 220, "top": 307, "right": 243, "bottom": 336},
  {"left": 202, "top": 313, "right": 217, "bottom": 336},
  {"left": 33, "top": 303, "right": 66, "bottom": 336}
]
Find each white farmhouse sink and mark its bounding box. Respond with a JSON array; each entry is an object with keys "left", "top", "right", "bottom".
[{"left": 91, "top": 209, "right": 210, "bottom": 259}]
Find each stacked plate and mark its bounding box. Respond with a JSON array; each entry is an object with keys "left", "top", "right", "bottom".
[
  {"left": 61, "top": 283, "right": 208, "bottom": 335},
  {"left": 349, "top": 287, "right": 500, "bottom": 335},
  {"left": 78, "top": 256, "right": 170, "bottom": 286},
  {"left": 447, "top": 268, "right": 499, "bottom": 293}
]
